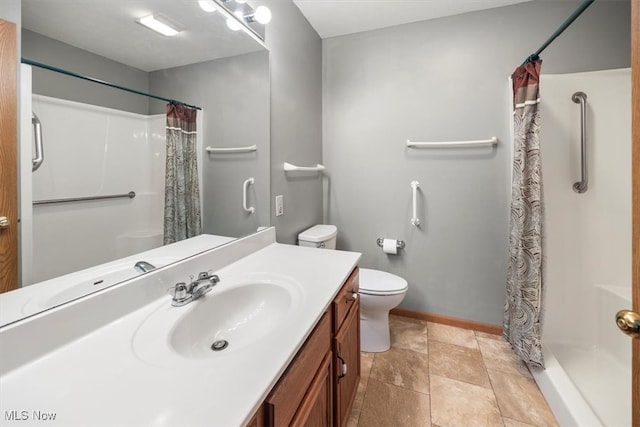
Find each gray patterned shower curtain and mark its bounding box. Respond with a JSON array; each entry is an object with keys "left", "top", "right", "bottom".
[
  {"left": 163, "top": 104, "right": 201, "bottom": 245},
  {"left": 504, "top": 60, "right": 545, "bottom": 369}
]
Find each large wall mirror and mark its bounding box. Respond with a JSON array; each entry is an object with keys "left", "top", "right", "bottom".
[{"left": 1, "top": 0, "right": 270, "bottom": 326}]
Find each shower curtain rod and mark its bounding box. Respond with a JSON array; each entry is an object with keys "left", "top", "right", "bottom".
[
  {"left": 522, "top": 0, "right": 594, "bottom": 65},
  {"left": 21, "top": 58, "right": 202, "bottom": 111}
]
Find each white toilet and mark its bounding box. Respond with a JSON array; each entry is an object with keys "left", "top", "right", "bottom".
[{"left": 298, "top": 225, "right": 408, "bottom": 353}]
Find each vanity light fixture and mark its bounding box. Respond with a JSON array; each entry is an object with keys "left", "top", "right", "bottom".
[
  {"left": 208, "top": 0, "right": 270, "bottom": 44},
  {"left": 136, "top": 14, "right": 181, "bottom": 37},
  {"left": 226, "top": 12, "right": 244, "bottom": 31},
  {"left": 244, "top": 6, "right": 272, "bottom": 25},
  {"left": 198, "top": 0, "right": 217, "bottom": 13},
  {"left": 226, "top": 6, "right": 271, "bottom": 31}
]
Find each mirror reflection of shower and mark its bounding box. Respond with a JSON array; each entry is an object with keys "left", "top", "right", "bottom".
[{"left": 25, "top": 85, "right": 192, "bottom": 284}]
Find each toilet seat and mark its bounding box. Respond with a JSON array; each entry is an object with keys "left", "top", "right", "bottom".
[{"left": 359, "top": 268, "right": 408, "bottom": 296}]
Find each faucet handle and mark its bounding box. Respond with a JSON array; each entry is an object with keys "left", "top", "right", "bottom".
[
  {"left": 170, "top": 282, "right": 188, "bottom": 299},
  {"left": 198, "top": 272, "right": 220, "bottom": 285}
]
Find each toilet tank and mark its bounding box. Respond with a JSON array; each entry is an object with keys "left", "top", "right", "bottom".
[{"left": 298, "top": 225, "right": 337, "bottom": 249}]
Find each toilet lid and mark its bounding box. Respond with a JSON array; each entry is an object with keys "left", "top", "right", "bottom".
[{"left": 359, "top": 268, "right": 408, "bottom": 296}]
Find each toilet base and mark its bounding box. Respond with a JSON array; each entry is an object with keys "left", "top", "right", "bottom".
[
  {"left": 360, "top": 315, "right": 392, "bottom": 352},
  {"left": 359, "top": 290, "right": 406, "bottom": 353}
]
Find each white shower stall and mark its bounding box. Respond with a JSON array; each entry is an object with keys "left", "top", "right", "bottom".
[
  {"left": 19, "top": 65, "right": 194, "bottom": 285},
  {"left": 532, "top": 68, "right": 632, "bottom": 427}
]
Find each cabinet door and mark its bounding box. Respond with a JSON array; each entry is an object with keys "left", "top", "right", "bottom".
[
  {"left": 333, "top": 300, "right": 360, "bottom": 427},
  {"left": 246, "top": 405, "right": 264, "bottom": 427},
  {"left": 290, "top": 351, "right": 333, "bottom": 427},
  {"left": 266, "top": 313, "right": 331, "bottom": 426}
]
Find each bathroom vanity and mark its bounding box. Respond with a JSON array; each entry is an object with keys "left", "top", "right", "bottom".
[
  {"left": 0, "top": 228, "right": 361, "bottom": 426},
  {"left": 259, "top": 267, "right": 360, "bottom": 426}
]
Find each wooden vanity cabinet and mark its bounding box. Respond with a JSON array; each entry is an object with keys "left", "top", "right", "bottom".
[
  {"left": 255, "top": 267, "right": 360, "bottom": 427},
  {"left": 332, "top": 268, "right": 360, "bottom": 427},
  {"left": 264, "top": 312, "right": 332, "bottom": 426}
]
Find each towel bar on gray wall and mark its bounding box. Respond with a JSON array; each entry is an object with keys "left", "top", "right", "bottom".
[{"left": 406, "top": 137, "right": 498, "bottom": 148}]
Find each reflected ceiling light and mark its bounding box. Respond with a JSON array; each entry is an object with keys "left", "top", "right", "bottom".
[
  {"left": 245, "top": 6, "right": 271, "bottom": 25},
  {"left": 226, "top": 11, "right": 243, "bottom": 31},
  {"left": 208, "top": 0, "right": 269, "bottom": 43},
  {"left": 226, "top": 18, "right": 242, "bottom": 31},
  {"left": 198, "top": 0, "right": 217, "bottom": 12},
  {"left": 136, "top": 14, "right": 181, "bottom": 37}
]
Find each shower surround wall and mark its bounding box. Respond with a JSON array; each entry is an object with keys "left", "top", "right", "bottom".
[
  {"left": 29, "top": 95, "right": 165, "bottom": 283},
  {"left": 535, "top": 69, "right": 632, "bottom": 427},
  {"left": 322, "top": 1, "right": 630, "bottom": 325}
]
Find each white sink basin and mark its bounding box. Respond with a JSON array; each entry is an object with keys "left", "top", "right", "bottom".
[
  {"left": 22, "top": 257, "right": 174, "bottom": 314},
  {"left": 132, "top": 273, "right": 304, "bottom": 365}
]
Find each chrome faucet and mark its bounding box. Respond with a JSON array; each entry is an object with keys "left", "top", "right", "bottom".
[
  {"left": 171, "top": 272, "right": 220, "bottom": 307},
  {"left": 134, "top": 261, "right": 156, "bottom": 273}
]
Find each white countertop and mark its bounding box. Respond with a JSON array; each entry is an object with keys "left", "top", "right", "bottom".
[{"left": 0, "top": 232, "right": 360, "bottom": 426}]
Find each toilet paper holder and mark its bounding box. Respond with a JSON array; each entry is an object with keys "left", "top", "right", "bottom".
[{"left": 376, "top": 238, "right": 405, "bottom": 250}]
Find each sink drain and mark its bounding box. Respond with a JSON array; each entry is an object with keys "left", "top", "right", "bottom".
[{"left": 211, "top": 340, "right": 229, "bottom": 351}]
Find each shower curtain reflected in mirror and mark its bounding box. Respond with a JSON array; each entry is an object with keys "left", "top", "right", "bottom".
[{"left": 163, "top": 104, "right": 202, "bottom": 244}]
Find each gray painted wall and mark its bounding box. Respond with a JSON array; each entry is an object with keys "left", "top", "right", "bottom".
[
  {"left": 149, "top": 52, "right": 271, "bottom": 238},
  {"left": 22, "top": 30, "right": 150, "bottom": 115},
  {"left": 322, "top": 1, "right": 630, "bottom": 325},
  {"left": 262, "top": 0, "right": 324, "bottom": 244},
  {"left": 0, "top": 0, "right": 20, "bottom": 24}
]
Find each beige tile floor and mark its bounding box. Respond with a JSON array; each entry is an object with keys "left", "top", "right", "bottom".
[{"left": 348, "top": 315, "right": 559, "bottom": 427}]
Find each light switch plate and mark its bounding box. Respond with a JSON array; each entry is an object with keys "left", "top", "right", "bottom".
[{"left": 275, "top": 195, "right": 284, "bottom": 216}]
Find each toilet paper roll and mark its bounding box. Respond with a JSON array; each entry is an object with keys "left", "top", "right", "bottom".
[{"left": 382, "top": 239, "right": 398, "bottom": 255}]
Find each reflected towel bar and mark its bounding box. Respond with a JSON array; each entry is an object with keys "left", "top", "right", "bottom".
[
  {"left": 406, "top": 137, "right": 498, "bottom": 148},
  {"left": 242, "top": 177, "right": 255, "bottom": 214},
  {"left": 283, "top": 162, "right": 325, "bottom": 172},
  {"left": 206, "top": 145, "right": 257, "bottom": 154},
  {"left": 32, "top": 112, "right": 44, "bottom": 171},
  {"left": 33, "top": 191, "right": 136, "bottom": 206}
]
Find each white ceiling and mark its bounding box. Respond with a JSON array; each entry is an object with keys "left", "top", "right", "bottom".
[
  {"left": 22, "top": 0, "right": 265, "bottom": 72},
  {"left": 293, "top": 0, "right": 534, "bottom": 39}
]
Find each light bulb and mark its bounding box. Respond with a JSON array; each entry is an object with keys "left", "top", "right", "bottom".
[
  {"left": 198, "top": 0, "right": 216, "bottom": 12},
  {"left": 226, "top": 17, "right": 242, "bottom": 31},
  {"left": 253, "top": 6, "right": 271, "bottom": 24}
]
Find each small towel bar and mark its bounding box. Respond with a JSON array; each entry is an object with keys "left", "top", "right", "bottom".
[
  {"left": 406, "top": 137, "right": 498, "bottom": 148},
  {"left": 206, "top": 145, "right": 257, "bottom": 154}
]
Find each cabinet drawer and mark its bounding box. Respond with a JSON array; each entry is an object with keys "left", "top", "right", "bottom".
[
  {"left": 265, "top": 312, "right": 331, "bottom": 427},
  {"left": 332, "top": 267, "right": 359, "bottom": 333}
]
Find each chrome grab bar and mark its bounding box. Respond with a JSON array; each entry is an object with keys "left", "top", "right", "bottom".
[
  {"left": 32, "top": 112, "right": 44, "bottom": 171},
  {"left": 33, "top": 191, "right": 136, "bottom": 206},
  {"left": 242, "top": 177, "right": 255, "bottom": 214},
  {"left": 571, "top": 91, "right": 588, "bottom": 193}
]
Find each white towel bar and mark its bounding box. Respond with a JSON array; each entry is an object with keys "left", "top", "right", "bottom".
[
  {"left": 242, "top": 177, "right": 255, "bottom": 214},
  {"left": 406, "top": 137, "right": 498, "bottom": 148},
  {"left": 283, "top": 162, "right": 325, "bottom": 172},
  {"left": 206, "top": 145, "right": 257, "bottom": 154},
  {"left": 411, "top": 181, "right": 420, "bottom": 227}
]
